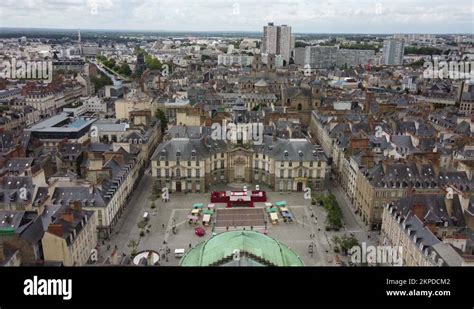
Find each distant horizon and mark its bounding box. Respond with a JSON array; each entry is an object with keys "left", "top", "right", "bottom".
[{"left": 0, "top": 26, "right": 471, "bottom": 37}]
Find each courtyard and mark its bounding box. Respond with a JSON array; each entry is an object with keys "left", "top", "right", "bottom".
[{"left": 97, "top": 175, "right": 376, "bottom": 266}]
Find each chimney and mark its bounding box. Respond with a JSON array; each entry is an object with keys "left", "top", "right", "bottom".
[
  {"left": 411, "top": 203, "right": 424, "bottom": 220},
  {"left": 361, "top": 152, "right": 374, "bottom": 169},
  {"left": 47, "top": 224, "right": 64, "bottom": 237},
  {"left": 445, "top": 195, "right": 453, "bottom": 218},
  {"left": 71, "top": 200, "right": 82, "bottom": 212},
  {"left": 424, "top": 222, "right": 437, "bottom": 235},
  {"left": 61, "top": 211, "right": 74, "bottom": 224}
]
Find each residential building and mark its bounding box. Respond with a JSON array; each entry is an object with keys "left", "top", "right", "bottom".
[
  {"left": 42, "top": 203, "right": 97, "bottom": 266},
  {"left": 262, "top": 23, "right": 294, "bottom": 64},
  {"left": 381, "top": 194, "right": 467, "bottom": 266},
  {"left": 383, "top": 39, "right": 405, "bottom": 65}
]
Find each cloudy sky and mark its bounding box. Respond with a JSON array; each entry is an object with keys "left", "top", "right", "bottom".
[{"left": 0, "top": 0, "right": 473, "bottom": 33}]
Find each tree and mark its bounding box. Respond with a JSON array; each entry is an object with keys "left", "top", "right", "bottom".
[
  {"left": 333, "top": 235, "right": 360, "bottom": 255},
  {"left": 117, "top": 63, "right": 132, "bottom": 76},
  {"left": 145, "top": 55, "right": 163, "bottom": 70},
  {"left": 404, "top": 46, "right": 442, "bottom": 55},
  {"left": 150, "top": 180, "right": 161, "bottom": 201},
  {"left": 295, "top": 41, "right": 310, "bottom": 48},
  {"left": 155, "top": 109, "right": 168, "bottom": 132},
  {"left": 133, "top": 47, "right": 146, "bottom": 55},
  {"left": 90, "top": 74, "right": 113, "bottom": 92}
]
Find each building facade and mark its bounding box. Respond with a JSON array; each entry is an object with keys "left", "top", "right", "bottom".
[{"left": 151, "top": 137, "right": 328, "bottom": 193}]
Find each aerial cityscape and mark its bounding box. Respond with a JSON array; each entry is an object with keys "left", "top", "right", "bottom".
[{"left": 0, "top": 0, "right": 473, "bottom": 273}]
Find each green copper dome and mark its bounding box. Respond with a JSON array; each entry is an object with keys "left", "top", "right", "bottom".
[{"left": 180, "top": 230, "right": 304, "bottom": 266}]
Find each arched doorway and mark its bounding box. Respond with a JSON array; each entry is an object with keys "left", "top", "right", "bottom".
[{"left": 297, "top": 182, "right": 303, "bottom": 191}]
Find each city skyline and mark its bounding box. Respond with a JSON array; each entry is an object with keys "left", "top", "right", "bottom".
[{"left": 0, "top": 0, "right": 473, "bottom": 34}]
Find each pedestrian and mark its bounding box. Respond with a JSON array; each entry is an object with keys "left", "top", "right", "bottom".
[
  {"left": 163, "top": 240, "right": 167, "bottom": 245},
  {"left": 162, "top": 223, "right": 165, "bottom": 229},
  {"left": 189, "top": 243, "right": 192, "bottom": 248}
]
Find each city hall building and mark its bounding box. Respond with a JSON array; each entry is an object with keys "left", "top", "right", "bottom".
[{"left": 150, "top": 135, "right": 329, "bottom": 193}]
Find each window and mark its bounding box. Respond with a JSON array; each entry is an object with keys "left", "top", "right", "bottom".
[
  {"left": 165, "top": 161, "right": 169, "bottom": 167},
  {"left": 196, "top": 161, "right": 200, "bottom": 166},
  {"left": 165, "top": 169, "right": 170, "bottom": 178},
  {"left": 289, "top": 161, "right": 293, "bottom": 167},
  {"left": 187, "top": 161, "right": 191, "bottom": 167},
  {"left": 280, "top": 170, "right": 284, "bottom": 178},
  {"left": 221, "top": 153, "right": 224, "bottom": 158},
  {"left": 288, "top": 170, "right": 292, "bottom": 178},
  {"left": 221, "top": 161, "right": 224, "bottom": 169},
  {"left": 298, "top": 170, "right": 303, "bottom": 177},
  {"left": 196, "top": 170, "right": 200, "bottom": 177},
  {"left": 187, "top": 169, "right": 191, "bottom": 178}
]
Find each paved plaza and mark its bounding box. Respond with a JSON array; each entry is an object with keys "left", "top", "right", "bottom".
[{"left": 98, "top": 175, "right": 375, "bottom": 266}]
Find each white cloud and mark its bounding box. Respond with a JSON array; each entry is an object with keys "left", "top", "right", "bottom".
[{"left": 0, "top": 0, "right": 472, "bottom": 33}]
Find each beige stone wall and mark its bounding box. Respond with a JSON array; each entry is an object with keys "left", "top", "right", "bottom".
[{"left": 42, "top": 233, "right": 72, "bottom": 266}]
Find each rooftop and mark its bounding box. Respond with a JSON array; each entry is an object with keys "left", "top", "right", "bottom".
[{"left": 180, "top": 230, "right": 304, "bottom": 267}]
